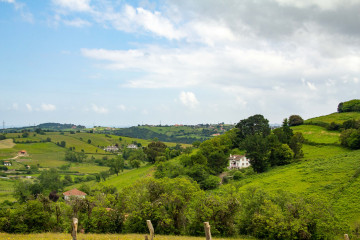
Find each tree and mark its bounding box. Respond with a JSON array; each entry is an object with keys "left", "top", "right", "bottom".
[
  {"left": 242, "top": 134, "right": 270, "bottom": 173},
  {"left": 235, "top": 114, "right": 271, "bottom": 140},
  {"left": 38, "top": 168, "right": 63, "bottom": 192},
  {"left": 200, "top": 137, "right": 230, "bottom": 175},
  {"left": 109, "top": 156, "right": 125, "bottom": 176},
  {"left": 130, "top": 159, "right": 141, "bottom": 169},
  {"left": 60, "top": 141, "right": 66, "bottom": 147},
  {"left": 289, "top": 132, "right": 305, "bottom": 158},
  {"left": 87, "top": 139, "right": 92, "bottom": 144},
  {"left": 340, "top": 129, "right": 360, "bottom": 149},
  {"left": 13, "top": 180, "right": 32, "bottom": 203},
  {"left": 143, "top": 141, "right": 167, "bottom": 163},
  {"left": 289, "top": 115, "right": 304, "bottom": 126},
  {"left": 192, "top": 141, "right": 201, "bottom": 148}
]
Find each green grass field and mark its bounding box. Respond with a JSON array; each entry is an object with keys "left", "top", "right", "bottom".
[
  {"left": 292, "top": 125, "right": 340, "bottom": 144},
  {"left": 305, "top": 112, "right": 360, "bottom": 125},
  {"left": 225, "top": 143, "right": 360, "bottom": 224}
]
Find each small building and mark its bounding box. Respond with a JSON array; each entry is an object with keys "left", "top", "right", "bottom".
[
  {"left": 25, "top": 165, "right": 31, "bottom": 169},
  {"left": 228, "top": 154, "right": 250, "bottom": 169},
  {"left": 3, "top": 161, "right": 11, "bottom": 166},
  {"left": 63, "top": 188, "right": 87, "bottom": 201},
  {"left": 19, "top": 150, "right": 27, "bottom": 155},
  {"left": 127, "top": 144, "right": 138, "bottom": 149},
  {"left": 104, "top": 145, "right": 119, "bottom": 152}
]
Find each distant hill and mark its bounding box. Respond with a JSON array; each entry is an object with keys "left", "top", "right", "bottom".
[
  {"left": 37, "top": 122, "right": 85, "bottom": 130},
  {"left": 2, "top": 122, "right": 85, "bottom": 132}
]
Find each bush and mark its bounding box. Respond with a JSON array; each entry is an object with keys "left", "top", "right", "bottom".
[{"left": 289, "top": 115, "right": 304, "bottom": 126}]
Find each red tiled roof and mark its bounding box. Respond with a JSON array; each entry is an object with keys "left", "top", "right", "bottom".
[{"left": 63, "top": 188, "right": 87, "bottom": 196}]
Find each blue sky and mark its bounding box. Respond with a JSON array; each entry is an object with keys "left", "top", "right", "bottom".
[{"left": 1, "top": 0, "right": 360, "bottom": 127}]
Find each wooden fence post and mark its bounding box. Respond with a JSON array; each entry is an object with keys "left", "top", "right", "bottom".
[
  {"left": 146, "top": 220, "right": 154, "bottom": 240},
  {"left": 344, "top": 234, "right": 350, "bottom": 240},
  {"left": 72, "top": 218, "right": 78, "bottom": 240},
  {"left": 204, "top": 222, "right": 212, "bottom": 240}
]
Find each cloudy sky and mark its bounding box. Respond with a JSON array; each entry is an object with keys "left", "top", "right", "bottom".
[{"left": 1, "top": 0, "right": 359, "bottom": 127}]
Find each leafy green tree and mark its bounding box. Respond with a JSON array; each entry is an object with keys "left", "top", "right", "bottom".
[
  {"left": 242, "top": 134, "right": 270, "bottom": 173},
  {"left": 289, "top": 115, "right": 304, "bottom": 126},
  {"left": 192, "top": 141, "right": 201, "bottom": 148},
  {"left": 87, "top": 139, "right": 92, "bottom": 144},
  {"left": 60, "top": 141, "right": 66, "bottom": 147},
  {"left": 130, "top": 159, "right": 141, "bottom": 168},
  {"left": 143, "top": 141, "right": 167, "bottom": 163},
  {"left": 38, "top": 168, "right": 63, "bottom": 192},
  {"left": 108, "top": 156, "right": 124, "bottom": 176},
  {"left": 13, "top": 180, "right": 32, "bottom": 203},
  {"left": 289, "top": 132, "right": 305, "bottom": 158},
  {"left": 340, "top": 129, "right": 360, "bottom": 149},
  {"left": 200, "top": 137, "right": 229, "bottom": 175},
  {"left": 235, "top": 114, "right": 271, "bottom": 140}
]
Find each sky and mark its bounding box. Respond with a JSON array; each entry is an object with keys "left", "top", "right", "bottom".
[{"left": 1, "top": 0, "right": 360, "bottom": 127}]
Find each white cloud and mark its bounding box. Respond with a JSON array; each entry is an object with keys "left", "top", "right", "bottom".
[
  {"left": 117, "top": 104, "right": 126, "bottom": 111},
  {"left": 25, "top": 104, "right": 32, "bottom": 112},
  {"left": 63, "top": 18, "right": 91, "bottom": 27},
  {"left": 41, "top": 103, "right": 56, "bottom": 111},
  {"left": 53, "top": 0, "right": 92, "bottom": 12},
  {"left": 91, "top": 104, "right": 108, "bottom": 114},
  {"left": 307, "top": 82, "right": 317, "bottom": 91},
  {"left": 179, "top": 91, "right": 199, "bottom": 109},
  {"left": 1, "top": 0, "right": 33, "bottom": 22},
  {"left": 12, "top": 103, "right": 18, "bottom": 110}
]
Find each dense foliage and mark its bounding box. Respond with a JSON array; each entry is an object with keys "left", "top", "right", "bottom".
[
  {"left": 338, "top": 99, "right": 360, "bottom": 113},
  {"left": 0, "top": 178, "right": 348, "bottom": 239},
  {"left": 289, "top": 115, "right": 304, "bottom": 126}
]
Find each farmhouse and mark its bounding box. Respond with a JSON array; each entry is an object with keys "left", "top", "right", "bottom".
[
  {"left": 104, "top": 145, "right": 119, "bottom": 152},
  {"left": 3, "top": 161, "right": 11, "bottom": 166},
  {"left": 127, "top": 144, "right": 138, "bottom": 149},
  {"left": 18, "top": 150, "right": 27, "bottom": 155},
  {"left": 228, "top": 154, "right": 250, "bottom": 169},
  {"left": 63, "top": 188, "right": 87, "bottom": 201}
]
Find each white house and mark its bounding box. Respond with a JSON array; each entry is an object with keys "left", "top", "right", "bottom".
[
  {"left": 127, "top": 144, "right": 138, "bottom": 149},
  {"left": 3, "top": 161, "right": 11, "bottom": 166},
  {"left": 63, "top": 188, "right": 87, "bottom": 201},
  {"left": 104, "top": 145, "right": 119, "bottom": 152},
  {"left": 228, "top": 154, "right": 250, "bottom": 169}
]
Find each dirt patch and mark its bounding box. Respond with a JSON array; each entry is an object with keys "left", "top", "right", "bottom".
[{"left": 0, "top": 139, "right": 15, "bottom": 149}]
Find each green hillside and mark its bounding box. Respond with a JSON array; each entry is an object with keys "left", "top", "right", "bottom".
[{"left": 305, "top": 112, "right": 360, "bottom": 125}]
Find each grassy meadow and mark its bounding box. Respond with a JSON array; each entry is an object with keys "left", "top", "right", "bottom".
[
  {"left": 292, "top": 125, "right": 340, "bottom": 144},
  {"left": 305, "top": 112, "right": 360, "bottom": 125}
]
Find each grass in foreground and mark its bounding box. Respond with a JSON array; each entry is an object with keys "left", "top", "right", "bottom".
[{"left": 0, "top": 233, "right": 251, "bottom": 240}]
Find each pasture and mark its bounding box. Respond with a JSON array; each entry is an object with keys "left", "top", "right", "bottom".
[
  {"left": 292, "top": 125, "right": 340, "bottom": 144},
  {"left": 0, "top": 139, "right": 15, "bottom": 149}
]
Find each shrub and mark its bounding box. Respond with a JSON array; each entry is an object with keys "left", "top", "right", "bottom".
[{"left": 289, "top": 115, "right": 304, "bottom": 126}]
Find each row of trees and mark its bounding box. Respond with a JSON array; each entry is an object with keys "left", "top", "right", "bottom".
[{"left": 2, "top": 177, "right": 347, "bottom": 238}]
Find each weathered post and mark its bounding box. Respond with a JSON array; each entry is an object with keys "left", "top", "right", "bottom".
[
  {"left": 146, "top": 220, "right": 154, "bottom": 240},
  {"left": 204, "top": 222, "right": 212, "bottom": 240},
  {"left": 72, "top": 218, "right": 78, "bottom": 240},
  {"left": 344, "top": 234, "right": 350, "bottom": 240}
]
